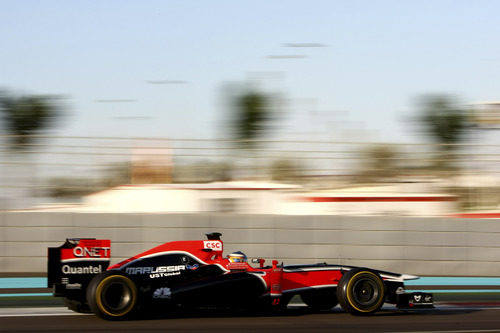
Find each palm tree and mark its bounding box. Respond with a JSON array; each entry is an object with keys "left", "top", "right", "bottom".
[
  {"left": 232, "top": 89, "right": 273, "bottom": 148},
  {"left": 0, "top": 91, "right": 60, "bottom": 149},
  {"left": 224, "top": 83, "right": 279, "bottom": 180},
  {"left": 419, "top": 94, "right": 470, "bottom": 170},
  {"left": 0, "top": 91, "right": 62, "bottom": 209}
]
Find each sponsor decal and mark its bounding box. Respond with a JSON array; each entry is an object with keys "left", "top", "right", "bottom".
[
  {"left": 61, "top": 264, "right": 103, "bottom": 274},
  {"left": 72, "top": 246, "right": 110, "bottom": 258},
  {"left": 61, "top": 239, "right": 111, "bottom": 262},
  {"left": 228, "top": 262, "right": 248, "bottom": 270},
  {"left": 411, "top": 293, "right": 433, "bottom": 304},
  {"left": 149, "top": 272, "right": 181, "bottom": 279},
  {"left": 125, "top": 265, "right": 186, "bottom": 279},
  {"left": 187, "top": 264, "right": 199, "bottom": 270},
  {"left": 65, "top": 283, "right": 82, "bottom": 290},
  {"left": 153, "top": 287, "right": 172, "bottom": 299},
  {"left": 61, "top": 239, "right": 111, "bottom": 261},
  {"left": 203, "top": 241, "right": 222, "bottom": 251}
]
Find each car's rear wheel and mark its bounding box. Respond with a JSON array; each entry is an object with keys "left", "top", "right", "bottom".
[
  {"left": 336, "top": 268, "right": 385, "bottom": 315},
  {"left": 87, "top": 271, "right": 138, "bottom": 320}
]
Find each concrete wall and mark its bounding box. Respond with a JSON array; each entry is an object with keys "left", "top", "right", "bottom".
[{"left": 1, "top": 212, "right": 499, "bottom": 276}]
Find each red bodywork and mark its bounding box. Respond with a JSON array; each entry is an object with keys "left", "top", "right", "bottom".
[{"left": 108, "top": 238, "right": 355, "bottom": 295}]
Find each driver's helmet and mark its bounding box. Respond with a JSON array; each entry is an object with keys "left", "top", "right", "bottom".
[{"left": 227, "top": 251, "right": 247, "bottom": 263}]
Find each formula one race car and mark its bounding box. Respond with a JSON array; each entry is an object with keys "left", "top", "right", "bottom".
[{"left": 47, "top": 233, "right": 432, "bottom": 320}]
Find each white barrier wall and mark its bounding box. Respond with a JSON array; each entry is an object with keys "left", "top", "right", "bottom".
[{"left": 1, "top": 212, "right": 499, "bottom": 276}]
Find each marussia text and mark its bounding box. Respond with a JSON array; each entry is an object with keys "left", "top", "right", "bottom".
[{"left": 125, "top": 265, "right": 186, "bottom": 278}]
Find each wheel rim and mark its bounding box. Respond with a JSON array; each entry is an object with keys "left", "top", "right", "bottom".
[
  {"left": 345, "top": 271, "right": 384, "bottom": 313},
  {"left": 101, "top": 281, "right": 132, "bottom": 312},
  {"left": 351, "top": 278, "right": 379, "bottom": 307},
  {"left": 96, "top": 275, "right": 137, "bottom": 317}
]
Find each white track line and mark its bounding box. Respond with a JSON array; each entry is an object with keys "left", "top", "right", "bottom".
[
  {"left": 0, "top": 307, "right": 88, "bottom": 317},
  {"left": 389, "top": 330, "right": 500, "bottom": 333}
]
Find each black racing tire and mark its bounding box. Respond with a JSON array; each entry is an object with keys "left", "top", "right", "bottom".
[
  {"left": 86, "top": 270, "right": 138, "bottom": 320},
  {"left": 300, "top": 288, "right": 338, "bottom": 311},
  {"left": 336, "top": 268, "right": 385, "bottom": 315}
]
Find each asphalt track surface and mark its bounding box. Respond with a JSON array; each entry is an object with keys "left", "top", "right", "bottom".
[{"left": 3, "top": 305, "right": 500, "bottom": 333}]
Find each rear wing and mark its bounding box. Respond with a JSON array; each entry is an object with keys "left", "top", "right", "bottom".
[{"left": 47, "top": 239, "right": 111, "bottom": 297}]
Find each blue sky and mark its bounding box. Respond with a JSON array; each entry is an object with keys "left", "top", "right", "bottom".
[{"left": 2, "top": 0, "right": 500, "bottom": 142}]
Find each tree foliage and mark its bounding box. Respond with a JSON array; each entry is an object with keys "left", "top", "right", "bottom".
[
  {"left": 231, "top": 87, "right": 274, "bottom": 148},
  {"left": 419, "top": 95, "right": 469, "bottom": 149},
  {"left": 172, "top": 161, "right": 233, "bottom": 183},
  {"left": 270, "top": 158, "right": 303, "bottom": 182},
  {"left": 354, "top": 144, "right": 401, "bottom": 183},
  {"left": 0, "top": 91, "right": 60, "bottom": 148}
]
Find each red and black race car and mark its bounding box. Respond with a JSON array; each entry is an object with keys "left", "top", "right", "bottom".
[{"left": 47, "top": 233, "right": 432, "bottom": 320}]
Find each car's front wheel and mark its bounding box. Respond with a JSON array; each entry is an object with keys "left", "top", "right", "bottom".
[
  {"left": 336, "top": 268, "right": 385, "bottom": 315},
  {"left": 86, "top": 271, "right": 138, "bottom": 320}
]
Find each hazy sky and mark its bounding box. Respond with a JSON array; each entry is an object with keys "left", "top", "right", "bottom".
[{"left": 2, "top": 0, "right": 500, "bottom": 143}]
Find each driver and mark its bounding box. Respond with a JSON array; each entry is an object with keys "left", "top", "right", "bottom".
[{"left": 227, "top": 251, "right": 247, "bottom": 263}]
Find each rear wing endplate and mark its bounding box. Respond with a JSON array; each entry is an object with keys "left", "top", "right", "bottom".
[{"left": 47, "top": 238, "right": 111, "bottom": 296}]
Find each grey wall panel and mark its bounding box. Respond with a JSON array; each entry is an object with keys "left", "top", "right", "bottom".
[
  {"left": 2, "top": 212, "right": 500, "bottom": 276},
  {"left": 402, "top": 231, "right": 470, "bottom": 247},
  {"left": 309, "top": 230, "right": 343, "bottom": 244},
  {"left": 340, "top": 216, "right": 404, "bottom": 231},
  {"left": 339, "top": 245, "right": 407, "bottom": 261},
  {"left": 140, "top": 228, "right": 183, "bottom": 243},
  {"left": 274, "top": 244, "right": 319, "bottom": 259},
  {"left": 401, "top": 218, "right": 449, "bottom": 232},
  {"left": 466, "top": 219, "right": 500, "bottom": 233},
  {"left": 2, "top": 242, "right": 54, "bottom": 257},
  {"left": 3, "top": 212, "right": 71, "bottom": 227},
  {"left": 3, "top": 227, "right": 50, "bottom": 242},
  {"left": 403, "top": 246, "right": 469, "bottom": 261},
  {"left": 272, "top": 229, "right": 318, "bottom": 244},
  {"left": 467, "top": 247, "right": 500, "bottom": 261},
  {"left": 466, "top": 261, "right": 500, "bottom": 276},
  {"left": 340, "top": 230, "right": 404, "bottom": 246},
  {"left": 224, "top": 243, "right": 277, "bottom": 259},
  {"left": 439, "top": 219, "right": 470, "bottom": 232},
  {"left": 467, "top": 232, "right": 500, "bottom": 247},
  {"left": 218, "top": 229, "right": 277, "bottom": 244},
  {"left": 3, "top": 257, "right": 46, "bottom": 273},
  {"left": 307, "top": 244, "right": 342, "bottom": 260},
  {"left": 208, "top": 214, "right": 270, "bottom": 229},
  {"left": 111, "top": 242, "right": 150, "bottom": 257}
]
